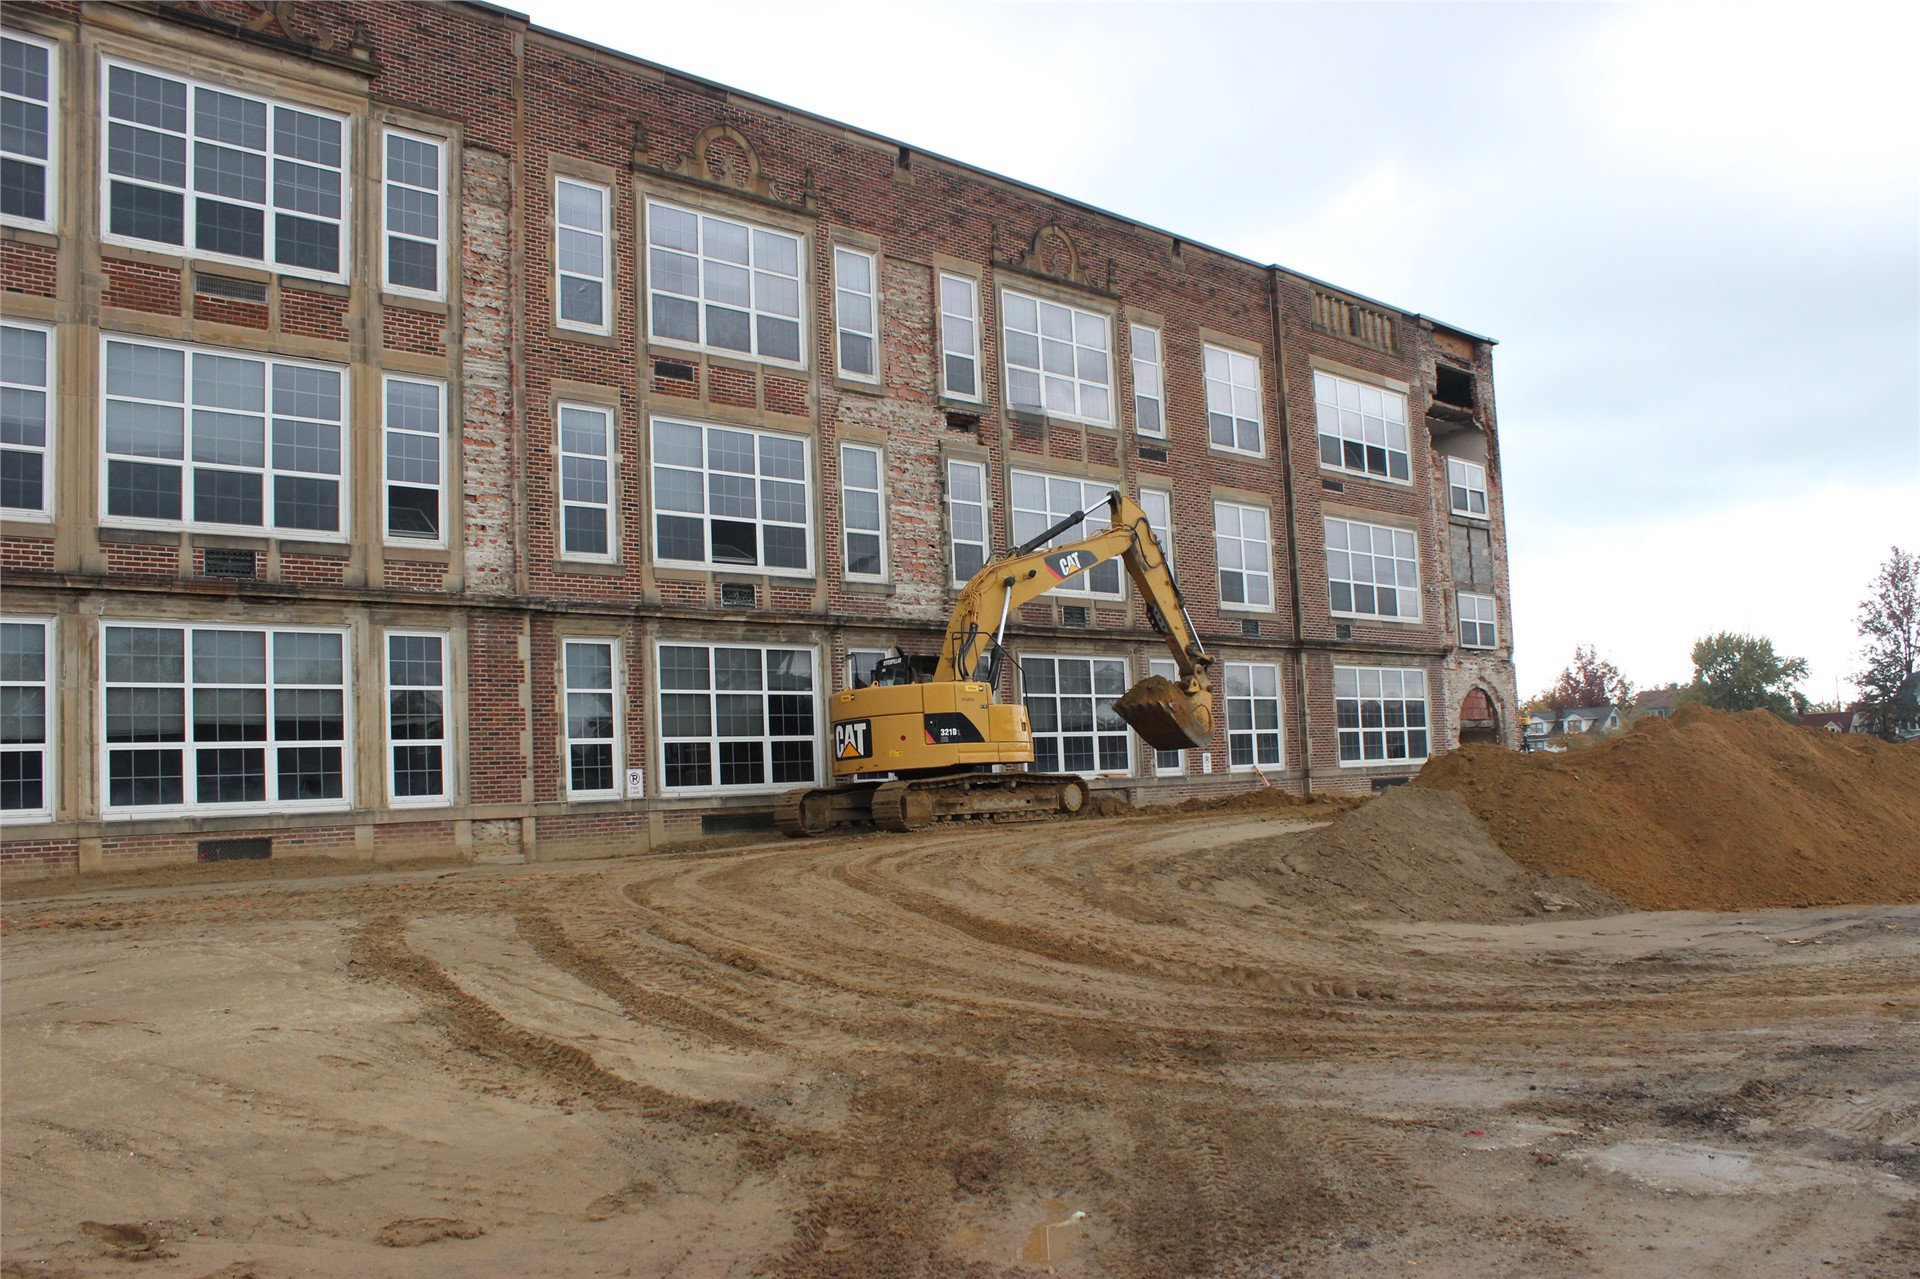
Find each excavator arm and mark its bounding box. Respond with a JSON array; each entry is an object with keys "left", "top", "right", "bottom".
[{"left": 934, "top": 492, "right": 1214, "bottom": 751}]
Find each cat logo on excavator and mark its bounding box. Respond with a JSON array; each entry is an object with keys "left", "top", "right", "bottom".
[
  {"left": 834, "top": 718, "right": 872, "bottom": 760},
  {"left": 1044, "top": 549, "right": 1086, "bottom": 580}
]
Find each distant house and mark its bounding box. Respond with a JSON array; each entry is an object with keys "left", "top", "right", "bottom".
[
  {"left": 1799, "top": 712, "right": 1857, "bottom": 734},
  {"left": 1634, "top": 687, "right": 1682, "bottom": 719},
  {"left": 1525, "top": 705, "right": 1621, "bottom": 746}
]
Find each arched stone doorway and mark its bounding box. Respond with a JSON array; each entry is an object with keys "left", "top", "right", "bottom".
[{"left": 1460, "top": 687, "right": 1501, "bottom": 745}]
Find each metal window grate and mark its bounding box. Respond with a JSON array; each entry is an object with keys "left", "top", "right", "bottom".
[
  {"left": 1335, "top": 623, "right": 1353, "bottom": 641},
  {"left": 199, "top": 837, "right": 271, "bottom": 862},
  {"left": 1062, "top": 605, "right": 1089, "bottom": 628},
  {"left": 1241, "top": 618, "right": 1260, "bottom": 637},
  {"left": 194, "top": 272, "right": 269, "bottom": 303},
  {"left": 719, "top": 582, "right": 757, "bottom": 608},
  {"left": 1138, "top": 445, "right": 1168, "bottom": 463},
  {"left": 203, "top": 548, "right": 258, "bottom": 579},
  {"left": 1321, "top": 478, "right": 1345, "bottom": 493},
  {"left": 653, "top": 359, "right": 696, "bottom": 382}
]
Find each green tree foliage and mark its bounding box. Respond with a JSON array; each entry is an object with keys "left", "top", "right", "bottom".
[
  {"left": 1682, "top": 632, "right": 1809, "bottom": 718},
  {"left": 1540, "top": 644, "right": 1633, "bottom": 711},
  {"left": 1852, "top": 546, "right": 1918, "bottom": 739}
]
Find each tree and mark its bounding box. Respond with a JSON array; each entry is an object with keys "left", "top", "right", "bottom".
[
  {"left": 1540, "top": 644, "right": 1633, "bottom": 711},
  {"left": 1852, "top": 546, "right": 1918, "bottom": 739},
  {"left": 1682, "top": 632, "right": 1809, "bottom": 718}
]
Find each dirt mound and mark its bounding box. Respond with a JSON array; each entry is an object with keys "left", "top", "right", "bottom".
[
  {"left": 1224, "top": 786, "right": 1623, "bottom": 923},
  {"left": 1412, "top": 704, "right": 1920, "bottom": 910},
  {"left": 1168, "top": 785, "right": 1355, "bottom": 816}
]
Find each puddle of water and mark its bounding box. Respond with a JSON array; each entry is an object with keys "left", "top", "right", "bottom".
[{"left": 1565, "top": 1139, "right": 1896, "bottom": 1197}]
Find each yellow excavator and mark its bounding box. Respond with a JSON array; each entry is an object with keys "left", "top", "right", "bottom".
[{"left": 775, "top": 491, "right": 1214, "bottom": 835}]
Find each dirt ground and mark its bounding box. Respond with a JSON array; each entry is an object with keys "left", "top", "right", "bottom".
[{"left": 3, "top": 805, "right": 1916, "bottom": 1278}]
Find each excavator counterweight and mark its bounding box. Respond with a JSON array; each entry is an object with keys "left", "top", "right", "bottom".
[{"left": 776, "top": 492, "right": 1212, "bottom": 836}]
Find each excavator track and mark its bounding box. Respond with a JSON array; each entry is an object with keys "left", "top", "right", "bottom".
[{"left": 776, "top": 773, "right": 1088, "bottom": 837}]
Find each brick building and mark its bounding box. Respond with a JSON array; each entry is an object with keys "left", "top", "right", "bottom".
[{"left": 0, "top": 0, "right": 1519, "bottom": 878}]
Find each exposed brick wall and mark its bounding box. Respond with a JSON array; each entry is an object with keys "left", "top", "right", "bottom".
[
  {"left": 383, "top": 559, "right": 450, "bottom": 592},
  {"left": 192, "top": 294, "right": 269, "bottom": 329},
  {"left": 102, "top": 257, "right": 181, "bottom": 314},
  {"left": 0, "top": 838, "right": 78, "bottom": 880},
  {"left": 535, "top": 811, "right": 649, "bottom": 860},
  {"left": 280, "top": 287, "right": 349, "bottom": 342},
  {"left": 383, "top": 305, "right": 447, "bottom": 356},
  {"left": 1, "top": 537, "right": 55, "bottom": 572},
  {"left": 1, "top": 240, "right": 57, "bottom": 297},
  {"left": 280, "top": 553, "right": 348, "bottom": 586},
  {"left": 104, "top": 541, "right": 180, "bottom": 577}
]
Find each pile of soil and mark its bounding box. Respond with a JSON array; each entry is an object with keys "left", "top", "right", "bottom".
[
  {"left": 1225, "top": 786, "right": 1624, "bottom": 923},
  {"left": 1412, "top": 704, "right": 1920, "bottom": 910}
]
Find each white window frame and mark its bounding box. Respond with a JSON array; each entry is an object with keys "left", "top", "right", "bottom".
[
  {"left": 1, "top": 318, "right": 54, "bottom": 520},
  {"left": 1214, "top": 500, "right": 1274, "bottom": 613},
  {"left": 1021, "top": 654, "right": 1130, "bottom": 778},
  {"left": 1, "top": 30, "right": 57, "bottom": 233},
  {"left": 947, "top": 457, "right": 988, "bottom": 586},
  {"left": 0, "top": 614, "right": 53, "bottom": 820},
  {"left": 555, "top": 177, "right": 611, "bottom": 334},
  {"left": 562, "top": 637, "right": 622, "bottom": 799},
  {"left": 1315, "top": 370, "right": 1412, "bottom": 484},
  {"left": 1447, "top": 457, "right": 1489, "bottom": 519},
  {"left": 834, "top": 245, "right": 879, "bottom": 383},
  {"left": 100, "top": 333, "right": 350, "bottom": 540},
  {"left": 1224, "top": 661, "right": 1284, "bottom": 772},
  {"left": 1139, "top": 486, "right": 1173, "bottom": 571},
  {"left": 1130, "top": 324, "right": 1164, "bottom": 438},
  {"left": 846, "top": 648, "right": 887, "bottom": 692},
  {"left": 1002, "top": 288, "right": 1113, "bottom": 426},
  {"left": 938, "top": 272, "right": 982, "bottom": 402},
  {"left": 1148, "top": 657, "right": 1184, "bottom": 777},
  {"left": 1204, "top": 344, "right": 1264, "bottom": 456},
  {"left": 1459, "top": 592, "right": 1498, "bottom": 649},
  {"left": 383, "top": 373, "right": 446, "bottom": 548},
  {"left": 557, "top": 401, "right": 615, "bottom": 563},
  {"left": 645, "top": 198, "right": 806, "bottom": 367},
  {"left": 381, "top": 127, "right": 446, "bottom": 300},
  {"left": 1326, "top": 516, "right": 1421, "bottom": 622},
  {"left": 385, "top": 629, "right": 450, "bottom": 807},
  {"left": 1334, "top": 665, "right": 1430, "bottom": 767},
  {"left": 98, "top": 55, "right": 350, "bottom": 283},
  {"left": 649, "top": 417, "right": 813, "bottom": 576},
  {"left": 1010, "top": 469, "right": 1122, "bottom": 599},
  {"left": 655, "top": 642, "right": 819, "bottom": 796},
  {"left": 99, "top": 621, "right": 353, "bottom": 818},
  {"left": 840, "top": 441, "right": 887, "bottom": 581}
]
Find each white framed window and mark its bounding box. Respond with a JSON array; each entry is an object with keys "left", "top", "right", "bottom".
[
  {"left": 1, "top": 616, "right": 52, "bottom": 818},
  {"left": 1003, "top": 289, "right": 1111, "bottom": 425},
  {"left": 1447, "top": 457, "right": 1488, "bottom": 518},
  {"left": 2, "top": 319, "right": 53, "bottom": 518},
  {"left": 1315, "top": 370, "right": 1411, "bottom": 483},
  {"left": 1131, "top": 324, "right": 1164, "bottom": 437},
  {"left": 657, "top": 643, "right": 817, "bottom": 793},
  {"left": 1139, "top": 486, "right": 1173, "bottom": 570},
  {"left": 834, "top": 246, "right": 879, "bottom": 381},
  {"left": 1204, "top": 345, "right": 1263, "bottom": 454},
  {"left": 384, "top": 374, "right": 444, "bottom": 546},
  {"left": 1022, "top": 655, "right": 1129, "bottom": 776},
  {"left": 555, "top": 178, "right": 610, "bottom": 333},
  {"left": 847, "top": 648, "right": 887, "bottom": 691},
  {"left": 101, "top": 57, "right": 347, "bottom": 280},
  {"left": 1326, "top": 517, "right": 1420, "bottom": 621},
  {"left": 382, "top": 129, "right": 444, "bottom": 298},
  {"left": 1214, "top": 500, "right": 1273, "bottom": 611},
  {"left": 938, "top": 273, "right": 981, "bottom": 401},
  {"left": 1011, "top": 470, "right": 1120, "bottom": 598},
  {"left": 102, "top": 335, "right": 346, "bottom": 537},
  {"left": 386, "top": 631, "right": 448, "bottom": 805},
  {"left": 2, "top": 32, "right": 56, "bottom": 230},
  {"left": 1335, "top": 665, "right": 1429, "bottom": 765},
  {"left": 101, "top": 622, "right": 350, "bottom": 815},
  {"left": 1225, "top": 662, "right": 1283, "bottom": 771},
  {"left": 947, "top": 457, "right": 987, "bottom": 585},
  {"left": 651, "top": 417, "right": 810, "bottom": 574},
  {"left": 646, "top": 199, "right": 803, "bottom": 364},
  {"left": 1148, "top": 657, "right": 1184, "bottom": 777},
  {"left": 1459, "top": 592, "right": 1498, "bottom": 649},
  {"left": 563, "top": 638, "right": 620, "bottom": 797},
  {"left": 558, "top": 402, "right": 614, "bottom": 562},
  {"left": 840, "top": 442, "right": 886, "bottom": 579}
]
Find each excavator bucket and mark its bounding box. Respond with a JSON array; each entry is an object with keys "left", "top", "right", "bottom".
[{"left": 1113, "top": 675, "right": 1214, "bottom": 752}]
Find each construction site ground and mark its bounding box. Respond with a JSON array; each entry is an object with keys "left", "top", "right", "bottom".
[{"left": 4, "top": 795, "right": 1916, "bottom": 1278}]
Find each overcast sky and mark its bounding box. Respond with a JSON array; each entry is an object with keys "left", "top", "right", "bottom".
[{"left": 526, "top": 0, "right": 1920, "bottom": 706}]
